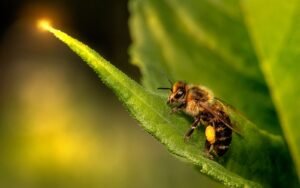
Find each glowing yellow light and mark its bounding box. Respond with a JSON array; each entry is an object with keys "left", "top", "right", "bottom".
[{"left": 37, "top": 19, "right": 52, "bottom": 31}]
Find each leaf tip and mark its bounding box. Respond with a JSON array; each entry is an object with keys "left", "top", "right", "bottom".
[{"left": 36, "top": 18, "right": 53, "bottom": 32}]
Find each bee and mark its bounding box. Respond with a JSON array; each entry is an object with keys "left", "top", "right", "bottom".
[{"left": 159, "top": 81, "right": 240, "bottom": 159}]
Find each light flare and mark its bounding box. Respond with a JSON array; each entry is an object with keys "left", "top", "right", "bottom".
[{"left": 37, "top": 19, "right": 52, "bottom": 31}]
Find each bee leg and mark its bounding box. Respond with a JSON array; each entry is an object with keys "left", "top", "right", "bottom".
[
  {"left": 170, "top": 105, "right": 185, "bottom": 114},
  {"left": 211, "top": 148, "right": 219, "bottom": 159},
  {"left": 170, "top": 107, "right": 180, "bottom": 114},
  {"left": 184, "top": 118, "right": 200, "bottom": 142},
  {"left": 204, "top": 140, "right": 214, "bottom": 159}
]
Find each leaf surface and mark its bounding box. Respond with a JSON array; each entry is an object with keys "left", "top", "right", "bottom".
[
  {"left": 129, "top": 0, "right": 281, "bottom": 135},
  {"left": 45, "top": 26, "right": 297, "bottom": 187},
  {"left": 242, "top": 0, "right": 300, "bottom": 177}
]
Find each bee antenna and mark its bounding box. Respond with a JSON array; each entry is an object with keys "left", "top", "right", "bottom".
[
  {"left": 168, "top": 79, "right": 174, "bottom": 86},
  {"left": 157, "top": 87, "right": 172, "bottom": 91}
]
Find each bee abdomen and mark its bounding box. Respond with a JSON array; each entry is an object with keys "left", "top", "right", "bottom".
[
  {"left": 215, "top": 136, "right": 232, "bottom": 147},
  {"left": 214, "top": 140, "right": 231, "bottom": 156},
  {"left": 214, "top": 123, "right": 232, "bottom": 156}
]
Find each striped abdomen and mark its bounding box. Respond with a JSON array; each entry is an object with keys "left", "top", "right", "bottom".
[{"left": 213, "top": 121, "right": 232, "bottom": 156}]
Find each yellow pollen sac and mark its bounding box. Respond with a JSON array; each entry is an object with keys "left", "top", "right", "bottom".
[{"left": 205, "top": 125, "right": 216, "bottom": 144}]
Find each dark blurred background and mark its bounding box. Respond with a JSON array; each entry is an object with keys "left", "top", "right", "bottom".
[{"left": 0, "top": 0, "right": 221, "bottom": 187}]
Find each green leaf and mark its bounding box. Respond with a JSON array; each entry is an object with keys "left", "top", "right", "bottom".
[
  {"left": 129, "top": 0, "right": 281, "bottom": 135},
  {"left": 128, "top": 0, "right": 299, "bottom": 186},
  {"left": 45, "top": 26, "right": 297, "bottom": 187},
  {"left": 242, "top": 0, "right": 300, "bottom": 177}
]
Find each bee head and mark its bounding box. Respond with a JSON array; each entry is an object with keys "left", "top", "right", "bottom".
[{"left": 166, "top": 81, "right": 187, "bottom": 107}]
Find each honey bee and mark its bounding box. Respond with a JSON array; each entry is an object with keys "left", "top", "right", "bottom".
[{"left": 159, "top": 81, "right": 240, "bottom": 159}]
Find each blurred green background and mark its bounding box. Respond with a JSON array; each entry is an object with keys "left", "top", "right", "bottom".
[{"left": 0, "top": 0, "right": 221, "bottom": 187}]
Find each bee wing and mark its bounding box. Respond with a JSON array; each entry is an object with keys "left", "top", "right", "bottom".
[
  {"left": 215, "top": 97, "right": 236, "bottom": 110},
  {"left": 215, "top": 98, "right": 248, "bottom": 134},
  {"left": 198, "top": 101, "right": 243, "bottom": 136},
  {"left": 215, "top": 97, "right": 247, "bottom": 119}
]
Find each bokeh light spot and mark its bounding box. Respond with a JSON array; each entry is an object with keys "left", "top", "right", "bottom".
[{"left": 37, "top": 19, "right": 51, "bottom": 31}]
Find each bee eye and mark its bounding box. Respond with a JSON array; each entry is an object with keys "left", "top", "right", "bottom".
[{"left": 174, "top": 90, "right": 184, "bottom": 99}]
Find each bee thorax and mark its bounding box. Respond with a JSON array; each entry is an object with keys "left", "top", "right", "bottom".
[{"left": 184, "top": 100, "right": 203, "bottom": 116}]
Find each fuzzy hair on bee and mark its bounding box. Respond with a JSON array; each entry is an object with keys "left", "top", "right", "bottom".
[{"left": 158, "top": 81, "right": 239, "bottom": 159}]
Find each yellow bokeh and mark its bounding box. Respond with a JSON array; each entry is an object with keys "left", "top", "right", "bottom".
[{"left": 37, "top": 19, "right": 52, "bottom": 31}]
